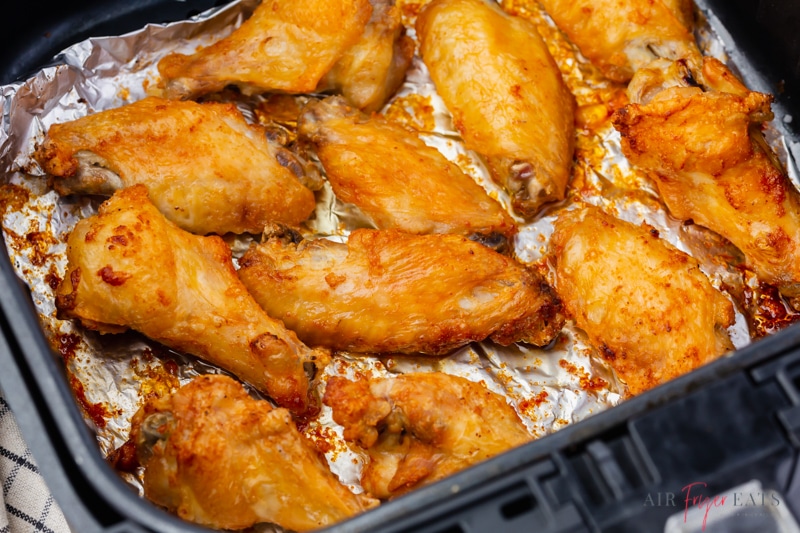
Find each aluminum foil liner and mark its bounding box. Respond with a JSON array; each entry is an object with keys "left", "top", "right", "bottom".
[{"left": 1, "top": 0, "right": 797, "bottom": 529}]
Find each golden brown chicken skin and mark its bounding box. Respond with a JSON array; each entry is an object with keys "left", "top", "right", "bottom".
[
  {"left": 316, "top": 0, "right": 414, "bottom": 112},
  {"left": 34, "top": 96, "right": 316, "bottom": 235},
  {"left": 237, "top": 228, "right": 564, "bottom": 354},
  {"left": 662, "top": 0, "right": 695, "bottom": 29},
  {"left": 297, "top": 97, "right": 516, "bottom": 245},
  {"left": 550, "top": 206, "right": 734, "bottom": 396},
  {"left": 130, "top": 375, "right": 375, "bottom": 531},
  {"left": 417, "top": 0, "right": 575, "bottom": 219},
  {"left": 323, "top": 373, "right": 531, "bottom": 499},
  {"left": 55, "top": 186, "right": 326, "bottom": 415},
  {"left": 613, "top": 58, "right": 800, "bottom": 298},
  {"left": 536, "top": 0, "right": 701, "bottom": 83},
  {"left": 157, "top": 0, "right": 372, "bottom": 99}
]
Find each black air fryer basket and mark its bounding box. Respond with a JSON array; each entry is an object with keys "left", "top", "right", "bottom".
[{"left": 1, "top": 1, "right": 800, "bottom": 532}]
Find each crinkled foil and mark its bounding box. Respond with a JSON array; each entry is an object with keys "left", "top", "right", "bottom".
[{"left": 0, "top": 0, "right": 797, "bottom": 528}]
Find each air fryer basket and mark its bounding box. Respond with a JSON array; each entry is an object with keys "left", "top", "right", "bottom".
[{"left": 1, "top": 1, "right": 800, "bottom": 532}]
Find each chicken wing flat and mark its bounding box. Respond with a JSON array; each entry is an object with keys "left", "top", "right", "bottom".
[
  {"left": 130, "top": 374, "right": 375, "bottom": 531},
  {"left": 613, "top": 58, "right": 800, "bottom": 298},
  {"left": 416, "top": 0, "right": 576, "bottom": 220},
  {"left": 297, "top": 97, "right": 516, "bottom": 245},
  {"left": 323, "top": 373, "right": 531, "bottom": 499},
  {"left": 157, "top": 0, "right": 372, "bottom": 100},
  {"left": 237, "top": 228, "right": 564, "bottom": 354},
  {"left": 536, "top": 0, "right": 701, "bottom": 83},
  {"left": 316, "top": 0, "right": 414, "bottom": 112},
  {"left": 550, "top": 206, "right": 734, "bottom": 396},
  {"left": 34, "top": 96, "right": 316, "bottom": 235},
  {"left": 55, "top": 186, "right": 326, "bottom": 415}
]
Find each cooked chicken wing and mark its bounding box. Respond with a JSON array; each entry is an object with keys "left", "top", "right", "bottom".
[
  {"left": 34, "top": 96, "right": 316, "bottom": 235},
  {"left": 237, "top": 228, "right": 564, "bottom": 354},
  {"left": 416, "top": 0, "right": 575, "bottom": 219},
  {"left": 323, "top": 373, "right": 531, "bottom": 499},
  {"left": 662, "top": 0, "right": 695, "bottom": 28},
  {"left": 55, "top": 186, "right": 326, "bottom": 415},
  {"left": 613, "top": 58, "right": 800, "bottom": 298},
  {"left": 157, "top": 0, "right": 372, "bottom": 100},
  {"left": 130, "top": 374, "right": 374, "bottom": 531},
  {"left": 550, "top": 206, "right": 734, "bottom": 396},
  {"left": 297, "top": 97, "right": 516, "bottom": 246},
  {"left": 536, "top": 0, "right": 701, "bottom": 82},
  {"left": 316, "top": 0, "right": 414, "bottom": 112}
]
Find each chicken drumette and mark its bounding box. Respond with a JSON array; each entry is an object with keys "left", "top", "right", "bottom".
[
  {"left": 55, "top": 185, "right": 326, "bottom": 415},
  {"left": 130, "top": 374, "right": 375, "bottom": 531}
]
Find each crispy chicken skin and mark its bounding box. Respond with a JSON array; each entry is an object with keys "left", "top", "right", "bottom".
[
  {"left": 130, "top": 375, "right": 375, "bottom": 531},
  {"left": 323, "top": 373, "right": 531, "bottom": 499},
  {"left": 297, "top": 97, "right": 516, "bottom": 245},
  {"left": 157, "top": 0, "right": 372, "bottom": 100},
  {"left": 536, "top": 0, "right": 701, "bottom": 83},
  {"left": 613, "top": 58, "right": 800, "bottom": 297},
  {"left": 237, "top": 228, "right": 564, "bottom": 354},
  {"left": 662, "top": 0, "right": 695, "bottom": 29},
  {"left": 550, "top": 206, "right": 734, "bottom": 396},
  {"left": 416, "top": 0, "right": 575, "bottom": 219},
  {"left": 55, "top": 186, "right": 326, "bottom": 415},
  {"left": 316, "top": 0, "right": 414, "bottom": 112},
  {"left": 34, "top": 96, "right": 316, "bottom": 235}
]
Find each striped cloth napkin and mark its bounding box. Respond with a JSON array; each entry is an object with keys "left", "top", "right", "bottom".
[{"left": 0, "top": 391, "right": 70, "bottom": 533}]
